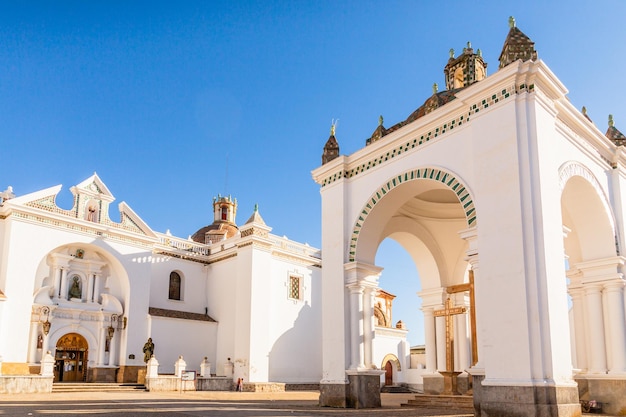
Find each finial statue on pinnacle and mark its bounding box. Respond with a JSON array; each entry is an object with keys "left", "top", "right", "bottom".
[
  {"left": 609, "top": 114, "right": 615, "bottom": 127},
  {"left": 466, "top": 41, "right": 472, "bottom": 50},
  {"left": 432, "top": 83, "right": 438, "bottom": 94},
  {"left": 378, "top": 115, "right": 383, "bottom": 126},
  {"left": 330, "top": 119, "right": 338, "bottom": 136},
  {"left": 509, "top": 16, "right": 516, "bottom": 28},
  {"left": 449, "top": 48, "right": 455, "bottom": 59},
  {"left": 254, "top": 203, "right": 258, "bottom": 212},
  {"left": 582, "top": 106, "right": 587, "bottom": 115}
]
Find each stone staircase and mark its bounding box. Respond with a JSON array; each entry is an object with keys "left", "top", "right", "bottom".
[
  {"left": 381, "top": 384, "right": 414, "bottom": 393},
  {"left": 402, "top": 394, "right": 474, "bottom": 411},
  {"left": 52, "top": 383, "right": 146, "bottom": 393}
]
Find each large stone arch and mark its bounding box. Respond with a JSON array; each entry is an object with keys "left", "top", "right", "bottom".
[
  {"left": 559, "top": 161, "right": 618, "bottom": 262},
  {"left": 349, "top": 167, "right": 477, "bottom": 268}
]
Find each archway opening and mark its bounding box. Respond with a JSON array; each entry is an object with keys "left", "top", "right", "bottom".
[
  {"left": 54, "top": 333, "right": 88, "bottom": 382},
  {"left": 357, "top": 172, "right": 475, "bottom": 392}
]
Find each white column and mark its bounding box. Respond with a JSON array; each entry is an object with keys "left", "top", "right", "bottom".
[
  {"left": 435, "top": 313, "right": 446, "bottom": 371},
  {"left": 585, "top": 284, "right": 607, "bottom": 373},
  {"left": 569, "top": 289, "right": 588, "bottom": 371},
  {"left": 87, "top": 274, "right": 95, "bottom": 303},
  {"left": 423, "top": 308, "right": 437, "bottom": 372},
  {"left": 53, "top": 266, "right": 62, "bottom": 298},
  {"left": 363, "top": 287, "right": 375, "bottom": 368},
  {"left": 109, "top": 330, "right": 117, "bottom": 366},
  {"left": 604, "top": 281, "right": 626, "bottom": 374},
  {"left": 93, "top": 274, "right": 101, "bottom": 303},
  {"left": 59, "top": 268, "right": 68, "bottom": 299},
  {"left": 456, "top": 310, "right": 470, "bottom": 372},
  {"left": 28, "top": 323, "right": 39, "bottom": 363},
  {"left": 348, "top": 285, "right": 364, "bottom": 369},
  {"left": 97, "top": 326, "right": 106, "bottom": 366}
]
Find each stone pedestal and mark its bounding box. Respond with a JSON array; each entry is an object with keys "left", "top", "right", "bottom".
[
  {"left": 174, "top": 356, "right": 186, "bottom": 378},
  {"left": 40, "top": 351, "right": 55, "bottom": 377},
  {"left": 319, "top": 381, "right": 349, "bottom": 408},
  {"left": 200, "top": 357, "right": 211, "bottom": 377},
  {"left": 439, "top": 370, "right": 462, "bottom": 395},
  {"left": 479, "top": 383, "right": 580, "bottom": 417},
  {"left": 146, "top": 356, "right": 159, "bottom": 378},
  {"left": 345, "top": 370, "right": 385, "bottom": 409}
]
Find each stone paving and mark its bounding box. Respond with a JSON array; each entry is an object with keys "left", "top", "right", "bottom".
[
  {"left": 0, "top": 391, "right": 474, "bottom": 416},
  {"left": 0, "top": 390, "right": 609, "bottom": 416}
]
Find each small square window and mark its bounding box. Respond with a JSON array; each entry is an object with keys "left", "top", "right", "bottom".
[{"left": 288, "top": 275, "right": 301, "bottom": 300}]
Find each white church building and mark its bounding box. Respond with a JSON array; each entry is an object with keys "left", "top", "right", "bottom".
[{"left": 1, "top": 17, "right": 626, "bottom": 417}]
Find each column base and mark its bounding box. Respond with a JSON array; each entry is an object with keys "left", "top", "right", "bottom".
[
  {"left": 439, "top": 371, "right": 463, "bottom": 395},
  {"left": 479, "top": 383, "right": 580, "bottom": 417},
  {"left": 575, "top": 375, "right": 626, "bottom": 416},
  {"left": 320, "top": 370, "right": 385, "bottom": 409}
]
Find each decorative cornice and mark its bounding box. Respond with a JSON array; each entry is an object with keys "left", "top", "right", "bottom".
[{"left": 317, "top": 82, "right": 526, "bottom": 188}]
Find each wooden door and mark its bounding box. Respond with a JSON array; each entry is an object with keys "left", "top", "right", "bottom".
[
  {"left": 54, "top": 333, "right": 88, "bottom": 382},
  {"left": 384, "top": 361, "right": 393, "bottom": 386}
]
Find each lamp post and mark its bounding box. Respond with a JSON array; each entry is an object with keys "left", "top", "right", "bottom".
[{"left": 40, "top": 306, "right": 51, "bottom": 336}]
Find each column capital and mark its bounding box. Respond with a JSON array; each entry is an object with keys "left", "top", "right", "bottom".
[
  {"left": 604, "top": 279, "right": 626, "bottom": 292},
  {"left": 344, "top": 261, "right": 382, "bottom": 288},
  {"left": 574, "top": 256, "right": 625, "bottom": 285}
]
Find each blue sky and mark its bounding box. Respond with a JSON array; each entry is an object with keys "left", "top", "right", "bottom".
[{"left": 1, "top": 1, "right": 624, "bottom": 346}]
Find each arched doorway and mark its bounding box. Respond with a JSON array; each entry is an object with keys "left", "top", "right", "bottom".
[
  {"left": 54, "top": 333, "right": 88, "bottom": 382},
  {"left": 385, "top": 361, "right": 393, "bottom": 385}
]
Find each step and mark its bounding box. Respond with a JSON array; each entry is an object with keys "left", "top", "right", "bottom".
[
  {"left": 402, "top": 394, "right": 474, "bottom": 410},
  {"left": 52, "top": 383, "right": 146, "bottom": 393}
]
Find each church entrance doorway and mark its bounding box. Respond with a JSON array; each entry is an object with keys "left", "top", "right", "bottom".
[
  {"left": 54, "top": 333, "right": 88, "bottom": 382},
  {"left": 384, "top": 361, "right": 393, "bottom": 386}
]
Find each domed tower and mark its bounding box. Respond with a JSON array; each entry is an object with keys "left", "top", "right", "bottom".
[{"left": 191, "top": 194, "right": 239, "bottom": 245}]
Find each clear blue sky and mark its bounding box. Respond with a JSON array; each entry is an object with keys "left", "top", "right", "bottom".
[{"left": 1, "top": 1, "right": 624, "bottom": 346}]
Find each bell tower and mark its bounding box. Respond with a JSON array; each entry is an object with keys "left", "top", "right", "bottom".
[
  {"left": 444, "top": 42, "right": 488, "bottom": 90},
  {"left": 213, "top": 195, "right": 237, "bottom": 224}
]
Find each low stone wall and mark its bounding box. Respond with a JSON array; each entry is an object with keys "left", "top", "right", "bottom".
[
  {"left": 0, "top": 375, "right": 53, "bottom": 394},
  {"left": 197, "top": 377, "right": 232, "bottom": 391},
  {"left": 147, "top": 376, "right": 233, "bottom": 392},
  {"left": 242, "top": 382, "right": 285, "bottom": 392},
  {"left": 576, "top": 376, "right": 626, "bottom": 416},
  {"left": 145, "top": 375, "right": 196, "bottom": 392}
]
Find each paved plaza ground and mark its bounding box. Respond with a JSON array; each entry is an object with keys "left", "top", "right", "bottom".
[
  {"left": 0, "top": 390, "right": 610, "bottom": 416},
  {"left": 0, "top": 391, "right": 475, "bottom": 417}
]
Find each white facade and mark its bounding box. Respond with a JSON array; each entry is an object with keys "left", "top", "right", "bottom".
[{"left": 0, "top": 173, "right": 334, "bottom": 386}]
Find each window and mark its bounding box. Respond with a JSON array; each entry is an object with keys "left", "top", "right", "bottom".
[
  {"left": 288, "top": 275, "right": 301, "bottom": 300},
  {"left": 168, "top": 271, "right": 182, "bottom": 300},
  {"left": 221, "top": 207, "right": 228, "bottom": 220}
]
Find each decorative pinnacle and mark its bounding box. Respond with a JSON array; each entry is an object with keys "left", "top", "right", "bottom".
[
  {"left": 509, "top": 16, "right": 516, "bottom": 28},
  {"left": 330, "top": 118, "right": 338, "bottom": 136},
  {"left": 477, "top": 48, "right": 482, "bottom": 57},
  {"left": 466, "top": 41, "right": 472, "bottom": 50},
  {"left": 582, "top": 106, "right": 587, "bottom": 115},
  {"left": 449, "top": 48, "right": 455, "bottom": 59},
  {"left": 254, "top": 203, "right": 258, "bottom": 212},
  {"left": 378, "top": 115, "right": 384, "bottom": 126},
  {"left": 609, "top": 114, "right": 615, "bottom": 127},
  {"left": 432, "top": 83, "right": 438, "bottom": 94}
]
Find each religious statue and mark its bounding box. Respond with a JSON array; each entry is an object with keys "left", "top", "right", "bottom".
[
  {"left": 68, "top": 276, "right": 81, "bottom": 299},
  {"left": 143, "top": 337, "right": 155, "bottom": 363}
]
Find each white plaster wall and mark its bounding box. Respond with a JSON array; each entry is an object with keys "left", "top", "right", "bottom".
[
  {"left": 373, "top": 329, "right": 408, "bottom": 384},
  {"left": 148, "top": 256, "right": 208, "bottom": 313},
  {"left": 205, "top": 255, "right": 238, "bottom": 376},
  {"left": 267, "top": 257, "right": 322, "bottom": 383},
  {"left": 149, "top": 316, "right": 216, "bottom": 374}
]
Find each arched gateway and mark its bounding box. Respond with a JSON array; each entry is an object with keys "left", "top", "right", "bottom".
[{"left": 312, "top": 19, "right": 626, "bottom": 416}]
